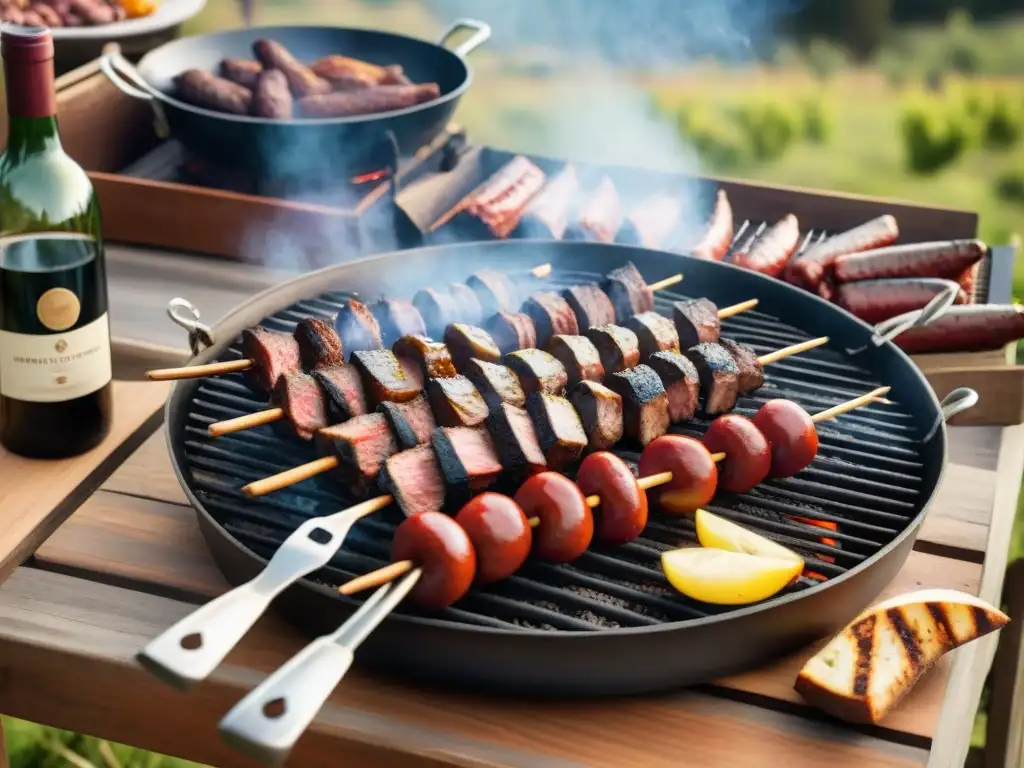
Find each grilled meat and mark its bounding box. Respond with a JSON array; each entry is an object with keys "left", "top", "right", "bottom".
[
  {"left": 518, "top": 165, "right": 578, "bottom": 239},
  {"left": 483, "top": 311, "right": 537, "bottom": 355},
  {"left": 240, "top": 326, "right": 301, "bottom": 393},
  {"left": 718, "top": 338, "right": 764, "bottom": 394},
  {"left": 625, "top": 311, "right": 680, "bottom": 357},
  {"left": 584, "top": 324, "right": 641, "bottom": 375},
  {"left": 378, "top": 394, "right": 437, "bottom": 449},
  {"left": 392, "top": 335, "right": 457, "bottom": 379},
  {"left": 691, "top": 189, "right": 734, "bottom": 261},
  {"left": 269, "top": 371, "right": 328, "bottom": 441},
  {"left": 562, "top": 283, "right": 616, "bottom": 329},
  {"left": 505, "top": 349, "right": 569, "bottom": 396},
  {"left": 335, "top": 299, "right": 382, "bottom": 356},
  {"left": 567, "top": 380, "right": 624, "bottom": 452},
  {"left": 431, "top": 426, "right": 504, "bottom": 505},
  {"left": 673, "top": 298, "right": 720, "bottom": 348},
  {"left": 526, "top": 392, "right": 588, "bottom": 471},
  {"left": 312, "top": 364, "right": 367, "bottom": 423},
  {"left": 646, "top": 351, "right": 700, "bottom": 423},
  {"left": 252, "top": 68, "right": 294, "bottom": 119},
  {"left": 316, "top": 413, "right": 397, "bottom": 494},
  {"left": 299, "top": 84, "right": 440, "bottom": 118},
  {"left": 252, "top": 38, "right": 331, "bottom": 98},
  {"left": 521, "top": 291, "right": 579, "bottom": 348},
  {"left": 602, "top": 262, "right": 654, "bottom": 321},
  {"left": 294, "top": 316, "right": 344, "bottom": 370},
  {"left": 684, "top": 342, "right": 741, "bottom": 416},
  {"left": 372, "top": 297, "right": 426, "bottom": 343},
  {"left": 464, "top": 357, "right": 526, "bottom": 410},
  {"left": 378, "top": 445, "right": 447, "bottom": 517},
  {"left": 426, "top": 374, "right": 489, "bottom": 428},
  {"left": 574, "top": 176, "right": 622, "bottom": 243},
  {"left": 220, "top": 58, "right": 263, "bottom": 89},
  {"left": 606, "top": 364, "right": 671, "bottom": 446},
  {"left": 448, "top": 283, "right": 484, "bottom": 326},
  {"left": 173, "top": 70, "right": 253, "bottom": 116},
  {"left": 486, "top": 402, "right": 548, "bottom": 481},
  {"left": 548, "top": 334, "right": 605, "bottom": 386},
  {"left": 467, "top": 268, "right": 519, "bottom": 316},
  {"left": 444, "top": 323, "right": 502, "bottom": 372},
  {"left": 413, "top": 287, "right": 460, "bottom": 339},
  {"left": 351, "top": 349, "right": 423, "bottom": 407}
]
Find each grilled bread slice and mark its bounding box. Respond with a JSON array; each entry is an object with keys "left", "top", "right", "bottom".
[{"left": 795, "top": 589, "right": 1008, "bottom": 724}]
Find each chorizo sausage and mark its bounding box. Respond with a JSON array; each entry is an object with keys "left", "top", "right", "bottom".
[
  {"left": 891, "top": 304, "right": 1024, "bottom": 354},
  {"left": 173, "top": 69, "right": 253, "bottom": 116},
  {"left": 252, "top": 68, "right": 294, "bottom": 119},
  {"left": 299, "top": 83, "right": 440, "bottom": 118},
  {"left": 252, "top": 38, "right": 331, "bottom": 97},
  {"left": 784, "top": 215, "right": 899, "bottom": 291},
  {"left": 220, "top": 58, "right": 262, "bottom": 89},
  {"left": 691, "top": 189, "right": 733, "bottom": 261},
  {"left": 834, "top": 277, "right": 966, "bottom": 325},
  {"left": 832, "top": 239, "right": 986, "bottom": 284},
  {"left": 732, "top": 214, "right": 800, "bottom": 278}
]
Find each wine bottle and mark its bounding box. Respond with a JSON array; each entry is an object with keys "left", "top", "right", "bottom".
[{"left": 0, "top": 27, "right": 112, "bottom": 459}]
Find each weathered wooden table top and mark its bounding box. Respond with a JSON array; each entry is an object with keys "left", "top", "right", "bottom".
[{"left": 0, "top": 244, "right": 1018, "bottom": 767}]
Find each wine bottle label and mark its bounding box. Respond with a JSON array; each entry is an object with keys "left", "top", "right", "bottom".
[{"left": 0, "top": 313, "right": 111, "bottom": 402}]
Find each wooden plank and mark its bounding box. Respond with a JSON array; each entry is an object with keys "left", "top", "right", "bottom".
[
  {"left": 923, "top": 366, "right": 1024, "bottom": 427},
  {"left": 35, "top": 477, "right": 981, "bottom": 742},
  {"left": 0, "top": 379, "right": 168, "bottom": 584},
  {"left": 100, "top": 432, "right": 187, "bottom": 506},
  {"left": 985, "top": 559, "right": 1024, "bottom": 768},
  {"left": 0, "top": 567, "right": 929, "bottom": 768},
  {"left": 912, "top": 347, "right": 1013, "bottom": 373}
]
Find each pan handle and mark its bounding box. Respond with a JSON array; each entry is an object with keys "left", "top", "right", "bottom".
[
  {"left": 99, "top": 50, "right": 154, "bottom": 101},
  {"left": 923, "top": 386, "right": 979, "bottom": 442},
  {"left": 437, "top": 18, "right": 491, "bottom": 57}
]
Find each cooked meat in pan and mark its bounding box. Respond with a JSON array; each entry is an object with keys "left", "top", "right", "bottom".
[
  {"left": 562, "top": 283, "right": 616, "bottom": 329},
  {"left": 505, "top": 349, "right": 569, "bottom": 396},
  {"left": 606, "top": 364, "right": 671, "bottom": 446},
  {"left": 252, "top": 38, "right": 331, "bottom": 97},
  {"left": 220, "top": 58, "right": 262, "bottom": 89},
  {"left": 413, "top": 287, "right": 460, "bottom": 338},
  {"left": 270, "top": 371, "right": 328, "bottom": 440},
  {"left": 526, "top": 392, "right": 588, "bottom": 471},
  {"left": 448, "top": 283, "right": 484, "bottom": 326},
  {"left": 252, "top": 69, "right": 294, "bottom": 119},
  {"left": 486, "top": 402, "right": 548, "bottom": 481},
  {"left": 372, "top": 297, "right": 426, "bottom": 343},
  {"left": 522, "top": 291, "right": 580, "bottom": 348},
  {"left": 584, "top": 324, "right": 641, "bottom": 375},
  {"left": 463, "top": 357, "right": 526, "bottom": 410},
  {"left": 602, "top": 261, "right": 654, "bottom": 321},
  {"left": 173, "top": 70, "right": 253, "bottom": 116},
  {"left": 378, "top": 445, "right": 446, "bottom": 517},
  {"left": 625, "top": 311, "right": 680, "bottom": 357},
  {"left": 315, "top": 413, "right": 397, "bottom": 495},
  {"left": 718, "top": 338, "right": 764, "bottom": 394},
  {"left": 684, "top": 342, "right": 741, "bottom": 416},
  {"left": 392, "top": 335, "right": 457, "bottom": 379},
  {"left": 673, "top": 298, "right": 720, "bottom": 348},
  {"left": 351, "top": 349, "right": 423, "bottom": 407},
  {"left": 294, "top": 316, "right": 344, "bottom": 370},
  {"left": 568, "top": 380, "right": 624, "bottom": 452},
  {"left": 240, "top": 326, "right": 301, "bottom": 393},
  {"left": 312, "top": 364, "right": 367, "bottom": 423},
  {"left": 300, "top": 84, "right": 441, "bottom": 118},
  {"left": 484, "top": 311, "right": 537, "bottom": 355},
  {"left": 548, "top": 334, "right": 605, "bottom": 386},
  {"left": 444, "top": 323, "right": 502, "bottom": 372},
  {"left": 646, "top": 351, "right": 700, "bottom": 423},
  {"left": 466, "top": 268, "right": 519, "bottom": 316},
  {"left": 378, "top": 394, "right": 437, "bottom": 449},
  {"left": 335, "top": 299, "right": 382, "bottom": 356},
  {"left": 431, "top": 426, "right": 504, "bottom": 505},
  {"left": 426, "top": 375, "right": 489, "bottom": 428}
]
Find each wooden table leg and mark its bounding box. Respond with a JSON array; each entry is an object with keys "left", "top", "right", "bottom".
[{"left": 986, "top": 558, "right": 1024, "bottom": 768}]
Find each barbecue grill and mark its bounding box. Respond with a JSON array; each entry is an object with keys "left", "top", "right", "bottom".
[{"left": 159, "top": 238, "right": 974, "bottom": 696}]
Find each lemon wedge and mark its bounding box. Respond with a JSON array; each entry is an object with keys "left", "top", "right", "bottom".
[
  {"left": 695, "top": 509, "right": 804, "bottom": 566},
  {"left": 661, "top": 547, "right": 803, "bottom": 605}
]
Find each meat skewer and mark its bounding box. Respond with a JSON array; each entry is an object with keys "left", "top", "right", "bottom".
[
  {"left": 239, "top": 336, "right": 830, "bottom": 498},
  {"left": 690, "top": 190, "right": 734, "bottom": 261}
]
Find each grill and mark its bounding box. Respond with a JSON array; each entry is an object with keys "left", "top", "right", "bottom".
[{"left": 164, "top": 239, "right": 960, "bottom": 696}]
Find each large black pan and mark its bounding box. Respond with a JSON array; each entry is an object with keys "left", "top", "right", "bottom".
[
  {"left": 99, "top": 20, "right": 489, "bottom": 176},
  {"left": 160, "top": 240, "right": 975, "bottom": 696}
]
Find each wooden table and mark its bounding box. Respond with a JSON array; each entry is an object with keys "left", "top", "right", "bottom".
[{"left": 0, "top": 244, "right": 1019, "bottom": 767}]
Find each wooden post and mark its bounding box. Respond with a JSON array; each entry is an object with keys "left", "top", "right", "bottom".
[{"left": 985, "top": 558, "right": 1024, "bottom": 768}]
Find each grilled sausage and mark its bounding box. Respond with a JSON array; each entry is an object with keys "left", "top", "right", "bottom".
[
  {"left": 252, "top": 68, "right": 293, "bottom": 119},
  {"left": 832, "top": 239, "right": 986, "bottom": 284},
  {"left": 220, "top": 58, "right": 263, "bottom": 89},
  {"left": 691, "top": 189, "right": 733, "bottom": 261},
  {"left": 173, "top": 69, "right": 253, "bottom": 115},
  {"left": 891, "top": 304, "right": 1024, "bottom": 354},
  {"left": 638, "top": 435, "right": 718, "bottom": 516},
  {"left": 513, "top": 471, "right": 593, "bottom": 563},
  {"left": 68, "top": 0, "right": 115, "bottom": 24},
  {"left": 391, "top": 511, "right": 476, "bottom": 610},
  {"left": 732, "top": 214, "right": 800, "bottom": 278},
  {"left": 454, "top": 493, "right": 532, "bottom": 585},
  {"left": 576, "top": 451, "right": 648, "bottom": 546},
  {"left": 834, "top": 277, "right": 966, "bottom": 325},
  {"left": 784, "top": 215, "right": 899, "bottom": 291},
  {"left": 382, "top": 65, "right": 413, "bottom": 86},
  {"left": 300, "top": 83, "right": 440, "bottom": 117},
  {"left": 310, "top": 54, "right": 390, "bottom": 85},
  {"left": 252, "top": 39, "right": 330, "bottom": 97},
  {"left": 701, "top": 414, "right": 772, "bottom": 494},
  {"left": 752, "top": 399, "right": 818, "bottom": 478}
]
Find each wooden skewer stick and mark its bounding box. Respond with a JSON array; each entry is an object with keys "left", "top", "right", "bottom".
[
  {"left": 649, "top": 274, "right": 683, "bottom": 292},
  {"left": 717, "top": 298, "right": 758, "bottom": 318},
  {"left": 333, "top": 392, "right": 892, "bottom": 597},
  {"left": 757, "top": 336, "right": 828, "bottom": 366}
]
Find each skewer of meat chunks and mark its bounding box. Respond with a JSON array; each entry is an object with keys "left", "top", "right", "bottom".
[
  {"left": 238, "top": 335, "right": 829, "bottom": 498},
  {"left": 144, "top": 263, "right": 554, "bottom": 384},
  {"left": 321, "top": 389, "right": 890, "bottom": 611}
]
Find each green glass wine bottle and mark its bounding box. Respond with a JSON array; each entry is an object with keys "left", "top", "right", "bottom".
[{"left": 0, "top": 26, "right": 112, "bottom": 458}]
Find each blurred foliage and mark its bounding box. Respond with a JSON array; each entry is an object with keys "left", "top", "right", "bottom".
[
  {"left": 900, "top": 92, "right": 971, "bottom": 174},
  {"left": 995, "top": 168, "right": 1024, "bottom": 205}
]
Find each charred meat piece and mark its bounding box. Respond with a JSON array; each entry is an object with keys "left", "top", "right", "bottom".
[
  {"left": 444, "top": 323, "right": 502, "bottom": 372},
  {"left": 413, "top": 287, "right": 459, "bottom": 338},
  {"left": 548, "top": 334, "right": 605, "bottom": 386},
  {"left": 220, "top": 58, "right": 262, "bottom": 89},
  {"left": 173, "top": 70, "right": 253, "bottom": 115},
  {"left": 426, "top": 375, "right": 489, "bottom": 428},
  {"left": 431, "top": 426, "right": 504, "bottom": 505},
  {"left": 378, "top": 394, "right": 437, "bottom": 449},
  {"left": 464, "top": 357, "right": 526, "bottom": 410},
  {"left": 584, "top": 324, "right": 641, "bottom": 375},
  {"left": 448, "top": 283, "right": 484, "bottom": 326},
  {"left": 378, "top": 445, "right": 446, "bottom": 517},
  {"left": 351, "top": 349, "right": 423, "bottom": 407},
  {"left": 465, "top": 160, "right": 547, "bottom": 239},
  {"left": 466, "top": 268, "right": 519, "bottom": 316},
  {"left": 252, "top": 68, "right": 294, "bottom": 119},
  {"left": 240, "top": 326, "right": 301, "bottom": 393},
  {"left": 270, "top": 372, "right": 327, "bottom": 440},
  {"left": 672, "top": 298, "right": 720, "bottom": 348},
  {"left": 312, "top": 364, "right": 367, "bottom": 423},
  {"left": 483, "top": 311, "right": 537, "bottom": 355},
  {"left": 252, "top": 39, "right": 331, "bottom": 97},
  {"left": 522, "top": 291, "right": 579, "bottom": 348},
  {"left": 392, "top": 335, "right": 457, "bottom": 379},
  {"left": 294, "top": 316, "right": 344, "bottom": 370},
  {"left": 684, "top": 343, "right": 740, "bottom": 416},
  {"left": 505, "top": 349, "right": 569, "bottom": 396},
  {"left": 315, "top": 413, "right": 397, "bottom": 495},
  {"left": 525, "top": 393, "right": 588, "bottom": 471},
  {"left": 300, "top": 84, "right": 440, "bottom": 118},
  {"left": 371, "top": 297, "right": 426, "bottom": 343},
  {"left": 718, "top": 338, "right": 764, "bottom": 394},
  {"left": 602, "top": 262, "right": 654, "bottom": 321},
  {"left": 567, "top": 380, "right": 624, "bottom": 452},
  {"left": 486, "top": 402, "right": 547, "bottom": 481},
  {"left": 606, "top": 365, "right": 671, "bottom": 446},
  {"left": 335, "top": 299, "right": 382, "bottom": 356},
  {"left": 562, "top": 283, "right": 616, "bottom": 329},
  {"left": 646, "top": 351, "right": 699, "bottom": 423},
  {"left": 625, "top": 311, "right": 680, "bottom": 357}
]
